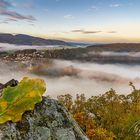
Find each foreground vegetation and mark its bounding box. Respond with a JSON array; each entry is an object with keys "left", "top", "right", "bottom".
[{"left": 57, "top": 83, "right": 140, "bottom": 140}]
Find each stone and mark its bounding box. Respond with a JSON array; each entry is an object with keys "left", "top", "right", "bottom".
[
  {"left": 0, "top": 97, "right": 89, "bottom": 140},
  {"left": 0, "top": 79, "right": 18, "bottom": 90}
]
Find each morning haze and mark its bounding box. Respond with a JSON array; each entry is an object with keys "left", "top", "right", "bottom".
[{"left": 0, "top": 1, "right": 140, "bottom": 139}]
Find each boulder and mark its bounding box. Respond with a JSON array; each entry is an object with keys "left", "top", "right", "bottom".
[
  {"left": 0, "top": 97, "right": 89, "bottom": 140},
  {"left": 0, "top": 79, "right": 18, "bottom": 90}
]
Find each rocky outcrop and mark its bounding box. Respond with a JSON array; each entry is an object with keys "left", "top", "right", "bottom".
[
  {"left": 0, "top": 96, "right": 88, "bottom": 140},
  {"left": 0, "top": 79, "right": 18, "bottom": 90}
]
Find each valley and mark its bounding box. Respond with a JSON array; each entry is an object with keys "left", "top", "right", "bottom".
[{"left": 1, "top": 43, "right": 140, "bottom": 98}]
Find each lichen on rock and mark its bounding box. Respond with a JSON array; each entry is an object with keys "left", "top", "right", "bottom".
[{"left": 0, "top": 97, "right": 89, "bottom": 140}]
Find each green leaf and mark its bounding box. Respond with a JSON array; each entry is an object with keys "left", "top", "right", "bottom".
[{"left": 0, "top": 77, "right": 46, "bottom": 124}]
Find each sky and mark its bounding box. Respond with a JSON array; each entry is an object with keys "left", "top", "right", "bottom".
[{"left": 0, "top": 0, "right": 140, "bottom": 43}]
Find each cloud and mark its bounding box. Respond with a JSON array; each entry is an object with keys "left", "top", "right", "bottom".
[
  {"left": 20, "top": 3, "right": 33, "bottom": 9},
  {"left": 0, "top": 10, "right": 36, "bottom": 21},
  {"left": 29, "top": 23, "right": 35, "bottom": 26},
  {"left": 64, "top": 14, "right": 75, "bottom": 19},
  {"left": 0, "top": 0, "right": 36, "bottom": 22},
  {"left": 12, "top": 2, "right": 33, "bottom": 9},
  {"left": 0, "top": 17, "right": 18, "bottom": 24},
  {"left": 107, "top": 31, "right": 117, "bottom": 34},
  {"left": 91, "top": 6, "right": 98, "bottom": 10},
  {"left": 72, "top": 29, "right": 102, "bottom": 34},
  {"left": 71, "top": 29, "right": 117, "bottom": 34},
  {"left": 0, "top": 0, "right": 11, "bottom": 9},
  {"left": 110, "top": 4, "right": 122, "bottom": 8},
  {"left": 0, "top": 20, "right": 8, "bottom": 24},
  {"left": 88, "top": 5, "right": 98, "bottom": 11},
  {"left": 5, "top": 18, "right": 18, "bottom": 22}
]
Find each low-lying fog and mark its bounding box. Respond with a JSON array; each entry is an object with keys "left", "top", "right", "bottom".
[
  {"left": 88, "top": 51, "right": 140, "bottom": 57},
  {"left": 0, "top": 43, "right": 70, "bottom": 51},
  {"left": 0, "top": 59, "right": 140, "bottom": 98}
]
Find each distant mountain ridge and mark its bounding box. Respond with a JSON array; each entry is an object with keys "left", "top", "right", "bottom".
[
  {"left": 87, "top": 43, "right": 140, "bottom": 52},
  {"left": 0, "top": 33, "right": 71, "bottom": 46}
]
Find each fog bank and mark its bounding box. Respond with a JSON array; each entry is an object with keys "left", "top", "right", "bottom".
[{"left": 0, "top": 60, "right": 140, "bottom": 98}]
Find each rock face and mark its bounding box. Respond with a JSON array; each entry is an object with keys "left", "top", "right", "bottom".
[
  {"left": 0, "top": 79, "right": 18, "bottom": 90},
  {"left": 0, "top": 97, "right": 89, "bottom": 140}
]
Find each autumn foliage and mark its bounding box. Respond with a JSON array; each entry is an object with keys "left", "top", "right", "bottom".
[
  {"left": 0, "top": 77, "right": 46, "bottom": 124},
  {"left": 57, "top": 83, "right": 140, "bottom": 140}
]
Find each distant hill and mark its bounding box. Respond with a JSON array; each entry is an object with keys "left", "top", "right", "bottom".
[
  {"left": 68, "top": 42, "right": 93, "bottom": 47},
  {"left": 0, "top": 33, "right": 71, "bottom": 46},
  {"left": 2, "top": 43, "right": 140, "bottom": 64},
  {"left": 87, "top": 43, "right": 140, "bottom": 52}
]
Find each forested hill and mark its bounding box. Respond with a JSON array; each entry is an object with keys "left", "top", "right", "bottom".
[
  {"left": 87, "top": 43, "right": 140, "bottom": 52},
  {"left": 1, "top": 43, "right": 140, "bottom": 64},
  {"left": 0, "top": 33, "right": 70, "bottom": 46}
]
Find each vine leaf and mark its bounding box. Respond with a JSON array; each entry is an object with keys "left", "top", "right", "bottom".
[{"left": 0, "top": 77, "right": 46, "bottom": 124}]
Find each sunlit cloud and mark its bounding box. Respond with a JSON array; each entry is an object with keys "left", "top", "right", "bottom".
[
  {"left": 107, "top": 31, "right": 118, "bottom": 34},
  {"left": 71, "top": 29, "right": 117, "bottom": 34},
  {"left": 72, "top": 29, "right": 102, "bottom": 34}
]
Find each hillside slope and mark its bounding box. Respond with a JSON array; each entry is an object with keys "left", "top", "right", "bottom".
[{"left": 0, "top": 33, "right": 70, "bottom": 46}]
